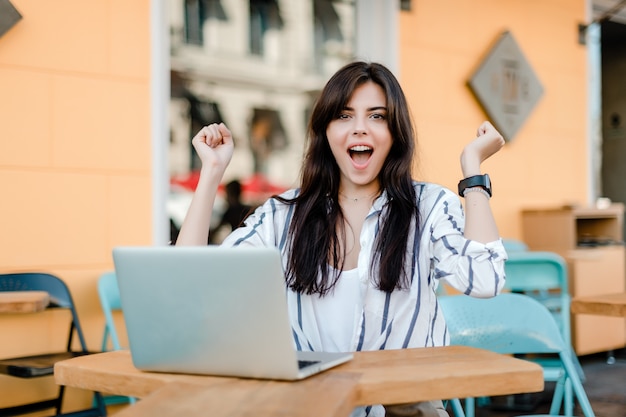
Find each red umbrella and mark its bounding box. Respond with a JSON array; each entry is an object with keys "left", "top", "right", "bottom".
[
  {"left": 170, "top": 171, "right": 288, "bottom": 203},
  {"left": 239, "top": 173, "right": 288, "bottom": 203},
  {"left": 170, "top": 170, "right": 201, "bottom": 191}
]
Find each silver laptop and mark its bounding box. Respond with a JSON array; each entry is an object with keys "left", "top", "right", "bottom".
[{"left": 112, "top": 245, "right": 353, "bottom": 380}]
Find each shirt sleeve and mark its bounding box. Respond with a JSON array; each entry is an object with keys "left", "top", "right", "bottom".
[
  {"left": 220, "top": 192, "right": 295, "bottom": 251},
  {"left": 426, "top": 187, "right": 507, "bottom": 298}
]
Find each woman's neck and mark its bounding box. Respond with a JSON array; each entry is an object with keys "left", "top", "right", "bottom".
[{"left": 338, "top": 183, "right": 381, "bottom": 204}]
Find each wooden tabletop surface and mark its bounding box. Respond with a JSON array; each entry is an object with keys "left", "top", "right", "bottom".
[
  {"left": 112, "top": 372, "right": 358, "bottom": 417},
  {"left": 571, "top": 292, "right": 626, "bottom": 317},
  {"left": 54, "top": 346, "right": 543, "bottom": 417},
  {"left": 0, "top": 291, "right": 50, "bottom": 313}
]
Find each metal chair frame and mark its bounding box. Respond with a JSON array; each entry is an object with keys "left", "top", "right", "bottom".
[
  {"left": 440, "top": 293, "right": 595, "bottom": 417},
  {"left": 97, "top": 272, "right": 136, "bottom": 406},
  {"left": 0, "top": 272, "right": 106, "bottom": 417}
]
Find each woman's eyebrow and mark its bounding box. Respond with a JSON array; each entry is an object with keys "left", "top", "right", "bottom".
[{"left": 342, "top": 106, "right": 388, "bottom": 111}]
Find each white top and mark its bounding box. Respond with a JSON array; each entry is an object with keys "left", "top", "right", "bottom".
[{"left": 311, "top": 268, "right": 366, "bottom": 351}]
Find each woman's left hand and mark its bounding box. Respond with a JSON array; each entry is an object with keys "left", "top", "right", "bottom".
[{"left": 461, "top": 121, "right": 505, "bottom": 177}]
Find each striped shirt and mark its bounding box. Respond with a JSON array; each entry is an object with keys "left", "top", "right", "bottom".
[{"left": 221, "top": 181, "right": 507, "bottom": 416}]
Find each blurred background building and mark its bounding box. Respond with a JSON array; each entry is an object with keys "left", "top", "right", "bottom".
[
  {"left": 168, "top": 0, "right": 357, "bottom": 186},
  {"left": 166, "top": 0, "right": 400, "bottom": 237}
]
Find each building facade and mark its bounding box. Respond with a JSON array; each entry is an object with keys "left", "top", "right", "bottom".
[{"left": 168, "top": 0, "right": 356, "bottom": 187}]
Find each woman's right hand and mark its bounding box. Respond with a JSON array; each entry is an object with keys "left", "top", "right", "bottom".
[
  {"left": 176, "top": 123, "right": 234, "bottom": 246},
  {"left": 191, "top": 123, "right": 234, "bottom": 174}
]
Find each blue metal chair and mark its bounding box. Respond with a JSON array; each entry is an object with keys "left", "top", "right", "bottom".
[
  {"left": 451, "top": 251, "right": 582, "bottom": 416},
  {"left": 439, "top": 293, "right": 595, "bottom": 417},
  {"left": 504, "top": 251, "right": 571, "bottom": 344},
  {"left": 0, "top": 272, "right": 107, "bottom": 416},
  {"left": 502, "top": 238, "right": 529, "bottom": 252},
  {"left": 97, "top": 272, "right": 136, "bottom": 406},
  {"left": 505, "top": 252, "right": 586, "bottom": 414}
]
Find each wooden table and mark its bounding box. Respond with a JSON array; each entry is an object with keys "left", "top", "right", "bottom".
[
  {"left": 0, "top": 291, "right": 50, "bottom": 313},
  {"left": 571, "top": 292, "right": 626, "bottom": 317},
  {"left": 54, "top": 346, "right": 543, "bottom": 417}
]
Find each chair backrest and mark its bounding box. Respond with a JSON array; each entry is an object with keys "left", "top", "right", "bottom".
[
  {"left": 439, "top": 293, "right": 566, "bottom": 354},
  {"left": 98, "top": 271, "right": 124, "bottom": 350},
  {"left": 503, "top": 251, "right": 571, "bottom": 346},
  {"left": 440, "top": 293, "right": 596, "bottom": 417},
  {"left": 504, "top": 251, "right": 568, "bottom": 293},
  {"left": 0, "top": 272, "right": 88, "bottom": 351},
  {"left": 502, "top": 238, "right": 529, "bottom": 252}
]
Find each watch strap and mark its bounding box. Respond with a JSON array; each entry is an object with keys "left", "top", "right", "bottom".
[{"left": 458, "top": 174, "right": 492, "bottom": 197}]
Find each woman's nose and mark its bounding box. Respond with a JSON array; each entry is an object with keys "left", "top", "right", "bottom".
[{"left": 352, "top": 118, "right": 367, "bottom": 135}]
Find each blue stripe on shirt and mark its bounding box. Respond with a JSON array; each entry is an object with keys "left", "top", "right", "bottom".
[
  {"left": 356, "top": 311, "right": 366, "bottom": 351},
  {"left": 278, "top": 199, "right": 294, "bottom": 250},
  {"left": 233, "top": 211, "right": 266, "bottom": 245},
  {"left": 464, "top": 257, "right": 474, "bottom": 295}
]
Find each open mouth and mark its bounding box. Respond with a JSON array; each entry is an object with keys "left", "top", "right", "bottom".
[{"left": 348, "top": 145, "right": 373, "bottom": 165}]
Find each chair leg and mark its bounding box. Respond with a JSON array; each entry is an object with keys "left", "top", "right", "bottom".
[
  {"left": 56, "top": 384, "right": 67, "bottom": 415},
  {"left": 549, "top": 373, "right": 565, "bottom": 415},
  {"left": 447, "top": 398, "right": 466, "bottom": 417},
  {"left": 570, "top": 347, "right": 586, "bottom": 382},
  {"left": 561, "top": 354, "right": 595, "bottom": 417},
  {"left": 464, "top": 398, "right": 475, "bottom": 417},
  {"left": 94, "top": 392, "right": 107, "bottom": 417},
  {"left": 564, "top": 377, "right": 574, "bottom": 416}
]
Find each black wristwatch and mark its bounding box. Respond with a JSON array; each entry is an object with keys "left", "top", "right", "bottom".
[{"left": 458, "top": 174, "right": 492, "bottom": 197}]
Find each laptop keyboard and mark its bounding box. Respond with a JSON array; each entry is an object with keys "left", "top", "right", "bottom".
[{"left": 298, "top": 360, "right": 321, "bottom": 369}]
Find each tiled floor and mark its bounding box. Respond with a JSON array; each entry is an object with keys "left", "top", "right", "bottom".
[{"left": 461, "top": 348, "right": 626, "bottom": 417}]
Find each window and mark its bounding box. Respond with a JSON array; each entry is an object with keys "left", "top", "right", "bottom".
[
  {"left": 313, "top": 0, "right": 353, "bottom": 72},
  {"left": 249, "top": 0, "right": 283, "bottom": 56},
  {"left": 187, "top": 95, "right": 225, "bottom": 170},
  {"left": 249, "top": 108, "right": 287, "bottom": 174},
  {"left": 184, "top": 0, "right": 227, "bottom": 46},
  {"left": 184, "top": 0, "right": 204, "bottom": 45}
]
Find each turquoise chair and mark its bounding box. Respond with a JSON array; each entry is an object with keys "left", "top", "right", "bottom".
[
  {"left": 504, "top": 251, "right": 574, "bottom": 351},
  {"left": 504, "top": 251, "right": 570, "bottom": 336},
  {"left": 98, "top": 272, "right": 136, "bottom": 406},
  {"left": 455, "top": 251, "right": 582, "bottom": 416},
  {"left": 439, "top": 293, "right": 595, "bottom": 417},
  {"left": 502, "top": 238, "right": 529, "bottom": 252},
  {"left": 505, "top": 252, "right": 586, "bottom": 414}
]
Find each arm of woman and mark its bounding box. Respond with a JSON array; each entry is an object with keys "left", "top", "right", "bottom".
[
  {"left": 428, "top": 188, "right": 506, "bottom": 297},
  {"left": 460, "top": 121, "right": 505, "bottom": 243},
  {"left": 176, "top": 123, "right": 234, "bottom": 246}
]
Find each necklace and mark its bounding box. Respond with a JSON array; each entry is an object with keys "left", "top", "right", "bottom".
[{"left": 339, "top": 189, "right": 380, "bottom": 202}]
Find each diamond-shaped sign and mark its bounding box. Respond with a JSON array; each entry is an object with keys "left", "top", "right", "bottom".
[
  {"left": 468, "top": 31, "right": 544, "bottom": 142},
  {"left": 0, "top": 0, "right": 22, "bottom": 38}
]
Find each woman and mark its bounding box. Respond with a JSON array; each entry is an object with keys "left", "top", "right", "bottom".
[{"left": 176, "top": 61, "right": 507, "bottom": 417}]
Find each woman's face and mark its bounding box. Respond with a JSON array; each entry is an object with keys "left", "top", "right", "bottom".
[{"left": 326, "top": 81, "right": 392, "bottom": 193}]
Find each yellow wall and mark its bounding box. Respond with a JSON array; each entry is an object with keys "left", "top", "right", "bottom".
[
  {"left": 399, "top": 0, "right": 588, "bottom": 239},
  {"left": 0, "top": 0, "right": 151, "bottom": 411}
]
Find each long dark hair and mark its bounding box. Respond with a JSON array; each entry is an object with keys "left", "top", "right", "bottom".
[{"left": 276, "top": 61, "right": 418, "bottom": 295}]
